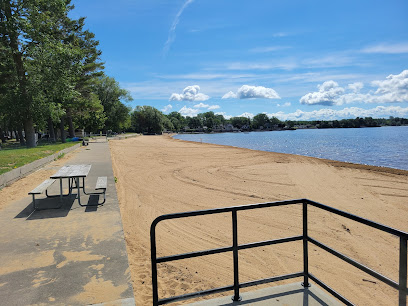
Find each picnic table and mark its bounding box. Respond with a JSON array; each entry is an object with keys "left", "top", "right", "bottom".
[
  {"left": 29, "top": 164, "right": 107, "bottom": 209},
  {"left": 50, "top": 164, "right": 92, "bottom": 206}
]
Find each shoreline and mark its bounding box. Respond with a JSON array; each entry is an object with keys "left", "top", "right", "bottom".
[
  {"left": 110, "top": 135, "right": 408, "bottom": 305},
  {"left": 172, "top": 135, "right": 408, "bottom": 177}
]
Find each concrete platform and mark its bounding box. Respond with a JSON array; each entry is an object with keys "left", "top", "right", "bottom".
[
  {"left": 188, "top": 282, "right": 343, "bottom": 305},
  {"left": 0, "top": 142, "right": 135, "bottom": 305}
]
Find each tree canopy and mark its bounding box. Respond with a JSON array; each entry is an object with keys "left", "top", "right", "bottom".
[{"left": 0, "top": 0, "right": 132, "bottom": 146}]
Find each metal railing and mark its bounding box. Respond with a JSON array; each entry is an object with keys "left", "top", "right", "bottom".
[{"left": 150, "top": 199, "right": 408, "bottom": 305}]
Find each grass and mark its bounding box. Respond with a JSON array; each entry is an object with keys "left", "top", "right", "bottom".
[{"left": 0, "top": 140, "right": 77, "bottom": 175}]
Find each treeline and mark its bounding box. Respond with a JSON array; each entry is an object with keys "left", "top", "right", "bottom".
[
  {"left": 128, "top": 107, "right": 408, "bottom": 134},
  {"left": 285, "top": 116, "right": 408, "bottom": 129},
  {"left": 0, "top": 1, "right": 132, "bottom": 147}
]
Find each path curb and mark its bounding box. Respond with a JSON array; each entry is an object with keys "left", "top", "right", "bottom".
[{"left": 0, "top": 143, "right": 81, "bottom": 189}]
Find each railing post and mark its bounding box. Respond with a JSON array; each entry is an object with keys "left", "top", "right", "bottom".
[
  {"left": 232, "top": 209, "right": 242, "bottom": 301},
  {"left": 399, "top": 237, "right": 407, "bottom": 306},
  {"left": 151, "top": 223, "right": 159, "bottom": 306},
  {"left": 302, "top": 201, "right": 310, "bottom": 287}
]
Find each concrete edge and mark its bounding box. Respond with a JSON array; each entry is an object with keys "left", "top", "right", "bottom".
[
  {"left": 108, "top": 134, "right": 140, "bottom": 141},
  {"left": 0, "top": 143, "right": 81, "bottom": 189}
]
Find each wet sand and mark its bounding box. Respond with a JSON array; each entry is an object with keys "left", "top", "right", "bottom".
[{"left": 109, "top": 134, "right": 407, "bottom": 305}]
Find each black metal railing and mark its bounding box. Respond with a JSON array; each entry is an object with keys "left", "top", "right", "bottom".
[{"left": 150, "top": 199, "right": 408, "bottom": 305}]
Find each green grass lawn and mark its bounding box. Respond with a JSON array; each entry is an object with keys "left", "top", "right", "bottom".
[{"left": 0, "top": 141, "right": 78, "bottom": 175}]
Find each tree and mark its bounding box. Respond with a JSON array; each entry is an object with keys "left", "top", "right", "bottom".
[
  {"left": 230, "top": 116, "right": 250, "bottom": 129},
  {"left": 0, "top": 0, "right": 85, "bottom": 146},
  {"left": 131, "top": 106, "right": 165, "bottom": 134},
  {"left": 94, "top": 76, "right": 132, "bottom": 132},
  {"left": 252, "top": 113, "right": 270, "bottom": 129},
  {"left": 167, "top": 112, "right": 185, "bottom": 132}
]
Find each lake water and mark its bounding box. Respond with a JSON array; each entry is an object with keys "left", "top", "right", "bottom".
[{"left": 174, "top": 126, "right": 408, "bottom": 171}]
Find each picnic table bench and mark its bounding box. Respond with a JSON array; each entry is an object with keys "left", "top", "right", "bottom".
[{"left": 28, "top": 179, "right": 62, "bottom": 210}]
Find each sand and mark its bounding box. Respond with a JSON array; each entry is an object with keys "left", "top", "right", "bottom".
[{"left": 109, "top": 135, "right": 408, "bottom": 305}]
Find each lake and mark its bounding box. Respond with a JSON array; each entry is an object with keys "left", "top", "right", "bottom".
[{"left": 174, "top": 126, "right": 408, "bottom": 171}]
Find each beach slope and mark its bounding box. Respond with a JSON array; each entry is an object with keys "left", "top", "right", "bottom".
[{"left": 110, "top": 135, "right": 408, "bottom": 305}]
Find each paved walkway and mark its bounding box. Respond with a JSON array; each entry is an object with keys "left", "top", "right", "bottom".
[{"left": 0, "top": 142, "right": 135, "bottom": 305}]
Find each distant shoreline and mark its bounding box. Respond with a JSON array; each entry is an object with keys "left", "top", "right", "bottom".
[{"left": 174, "top": 126, "right": 408, "bottom": 172}]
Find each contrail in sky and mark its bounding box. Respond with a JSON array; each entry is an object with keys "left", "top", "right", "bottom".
[{"left": 163, "top": 0, "right": 195, "bottom": 56}]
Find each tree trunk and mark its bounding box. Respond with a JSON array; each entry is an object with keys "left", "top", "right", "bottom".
[
  {"left": 66, "top": 108, "right": 75, "bottom": 138},
  {"left": 48, "top": 117, "right": 56, "bottom": 142},
  {"left": 60, "top": 117, "right": 66, "bottom": 143},
  {"left": 17, "top": 128, "right": 25, "bottom": 146},
  {"left": 15, "top": 130, "right": 20, "bottom": 142},
  {"left": 0, "top": 128, "right": 6, "bottom": 143},
  {"left": 24, "top": 117, "right": 36, "bottom": 148},
  {"left": 4, "top": 2, "right": 33, "bottom": 147}
]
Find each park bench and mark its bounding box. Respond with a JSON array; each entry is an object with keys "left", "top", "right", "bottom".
[
  {"left": 95, "top": 176, "right": 107, "bottom": 204},
  {"left": 28, "top": 179, "right": 62, "bottom": 210}
]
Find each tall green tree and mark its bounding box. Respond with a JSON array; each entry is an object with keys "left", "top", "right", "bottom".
[
  {"left": 131, "top": 106, "right": 165, "bottom": 134},
  {"left": 252, "top": 113, "right": 270, "bottom": 129},
  {"left": 94, "top": 76, "right": 132, "bottom": 132},
  {"left": 0, "top": 0, "right": 83, "bottom": 147}
]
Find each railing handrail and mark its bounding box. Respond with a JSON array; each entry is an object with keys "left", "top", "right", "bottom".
[{"left": 150, "top": 198, "right": 408, "bottom": 305}]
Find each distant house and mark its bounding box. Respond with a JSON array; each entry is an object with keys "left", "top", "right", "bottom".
[
  {"left": 224, "top": 124, "right": 234, "bottom": 132},
  {"left": 241, "top": 124, "right": 251, "bottom": 131}
]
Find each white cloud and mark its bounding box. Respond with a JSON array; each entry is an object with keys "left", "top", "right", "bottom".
[
  {"left": 161, "top": 104, "right": 173, "bottom": 112},
  {"left": 277, "top": 102, "right": 291, "bottom": 107},
  {"left": 300, "top": 81, "right": 345, "bottom": 105},
  {"left": 268, "top": 106, "right": 408, "bottom": 121},
  {"left": 222, "top": 85, "right": 280, "bottom": 100},
  {"left": 361, "top": 42, "right": 408, "bottom": 54},
  {"left": 194, "top": 103, "right": 209, "bottom": 108},
  {"left": 170, "top": 85, "right": 210, "bottom": 102},
  {"left": 222, "top": 91, "right": 237, "bottom": 99},
  {"left": 179, "top": 106, "right": 199, "bottom": 117},
  {"left": 193, "top": 103, "right": 220, "bottom": 110},
  {"left": 215, "top": 112, "right": 232, "bottom": 120},
  {"left": 300, "top": 70, "right": 408, "bottom": 105},
  {"left": 238, "top": 112, "right": 255, "bottom": 119},
  {"left": 348, "top": 82, "right": 364, "bottom": 93},
  {"left": 163, "top": 0, "right": 195, "bottom": 55},
  {"left": 208, "top": 105, "right": 220, "bottom": 110},
  {"left": 371, "top": 70, "right": 408, "bottom": 102}
]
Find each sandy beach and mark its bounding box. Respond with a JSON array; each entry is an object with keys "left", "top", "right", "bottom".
[{"left": 109, "top": 135, "right": 408, "bottom": 305}]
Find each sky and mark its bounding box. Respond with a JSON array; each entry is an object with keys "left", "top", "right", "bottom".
[{"left": 70, "top": 0, "right": 408, "bottom": 121}]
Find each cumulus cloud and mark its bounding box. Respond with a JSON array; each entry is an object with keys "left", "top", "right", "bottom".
[
  {"left": 193, "top": 103, "right": 220, "bottom": 110},
  {"left": 222, "top": 85, "right": 280, "bottom": 100},
  {"left": 161, "top": 104, "right": 173, "bottom": 112},
  {"left": 347, "top": 82, "right": 364, "bottom": 93},
  {"left": 169, "top": 85, "right": 210, "bottom": 102},
  {"left": 179, "top": 106, "right": 199, "bottom": 117},
  {"left": 222, "top": 91, "right": 237, "bottom": 99},
  {"left": 238, "top": 112, "right": 255, "bottom": 119},
  {"left": 215, "top": 112, "right": 232, "bottom": 120},
  {"left": 268, "top": 106, "right": 408, "bottom": 121},
  {"left": 300, "top": 81, "right": 345, "bottom": 105},
  {"left": 300, "top": 70, "right": 408, "bottom": 106},
  {"left": 371, "top": 70, "right": 408, "bottom": 102}
]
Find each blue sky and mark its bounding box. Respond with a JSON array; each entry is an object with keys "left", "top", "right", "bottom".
[{"left": 70, "top": 0, "right": 408, "bottom": 120}]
